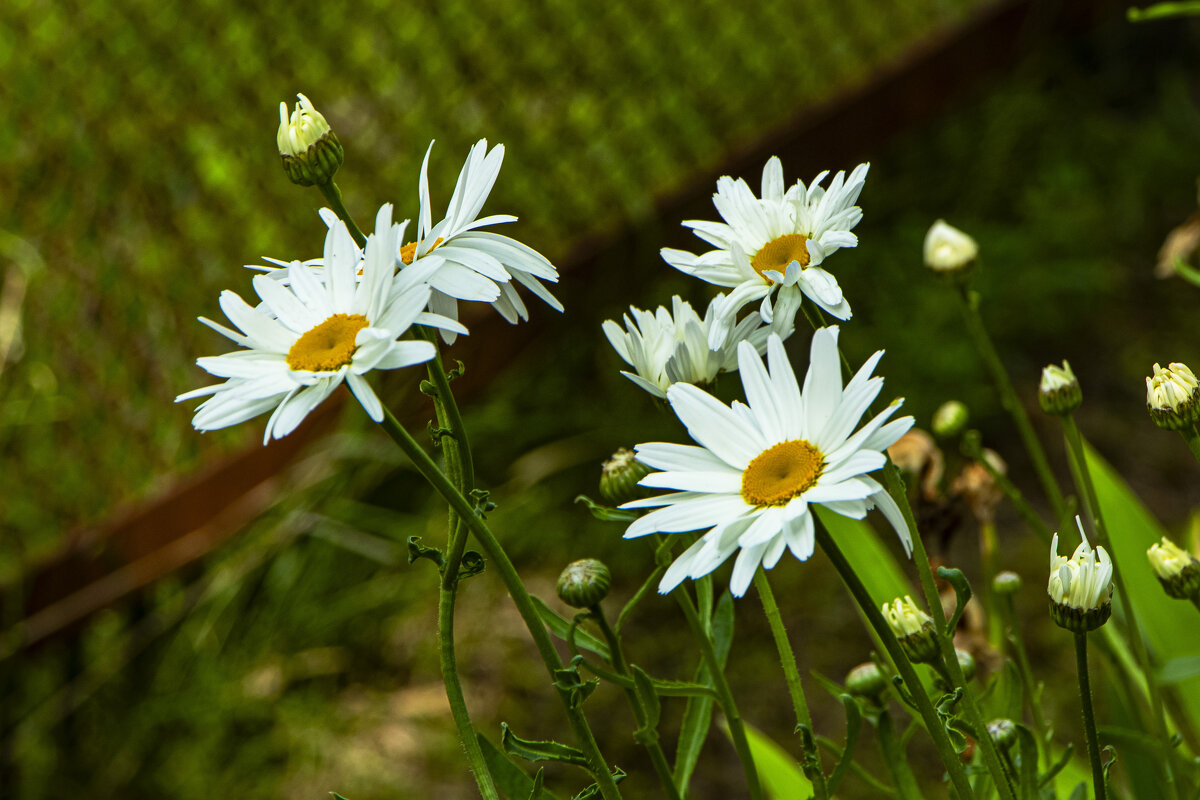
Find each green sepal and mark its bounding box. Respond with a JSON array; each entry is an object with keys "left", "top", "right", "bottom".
[
  {"left": 794, "top": 724, "right": 824, "bottom": 787},
  {"left": 501, "top": 722, "right": 590, "bottom": 768},
  {"left": 826, "top": 694, "right": 862, "bottom": 796},
  {"left": 570, "top": 767, "right": 627, "bottom": 800},
  {"left": 407, "top": 536, "right": 444, "bottom": 569},
  {"left": 936, "top": 565, "right": 972, "bottom": 632},
  {"left": 631, "top": 665, "right": 662, "bottom": 743},
  {"left": 553, "top": 656, "right": 599, "bottom": 708},
  {"left": 446, "top": 359, "right": 466, "bottom": 381},
  {"left": 574, "top": 494, "right": 639, "bottom": 523},
  {"left": 531, "top": 595, "right": 610, "bottom": 659},
  {"left": 457, "top": 550, "right": 485, "bottom": 580}
]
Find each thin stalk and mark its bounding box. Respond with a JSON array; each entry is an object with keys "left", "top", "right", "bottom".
[
  {"left": 1074, "top": 633, "right": 1107, "bottom": 800},
  {"left": 753, "top": 569, "right": 829, "bottom": 800},
  {"left": 876, "top": 709, "right": 924, "bottom": 800},
  {"left": 1060, "top": 414, "right": 1179, "bottom": 800},
  {"left": 379, "top": 407, "right": 623, "bottom": 800},
  {"left": 979, "top": 520, "right": 1002, "bottom": 648},
  {"left": 1180, "top": 425, "right": 1200, "bottom": 465},
  {"left": 881, "top": 463, "right": 1017, "bottom": 800},
  {"left": 961, "top": 433, "right": 1053, "bottom": 543},
  {"left": 998, "top": 595, "right": 1050, "bottom": 757},
  {"left": 672, "top": 586, "right": 764, "bottom": 800},
  {"left": 317, "top": 181, "right": 367, "bottom": 247},
  {"left": 956, "top": 287, "right": 1067, "bottom": 521},
  {"left": 590, "top": 607, "right": 683, "bottom": 800},
  {"left": 814, "top": 521, "right": 977, "bottom": 800}
]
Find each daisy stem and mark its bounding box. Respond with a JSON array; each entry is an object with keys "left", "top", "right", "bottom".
[
  {"left": 317, "top": 181, "right": 367, "bottom": 248},
  {"left": 589, "top": 605, "right": 684, "bottom": 800},
  {"left": 672, "top": 587, "right": 765, "bottom": 800},
  {"left": 1060, "top": 414, "right": 1179, "bottom": 800},
  {"left": 753, "top": 569, "right": 829, "bottom": 800},
  {"left": 1074, "top": 632, "right": 1108, "bottom": 800},
  {"left": 1179, "top": 425, "right": 1200, "bottom": 466},
  {"left": 880, "top": 462, "right": 1015, "bottom": 800},
  {"left": 998, "top": 594, "right": 1051, "bottom": 761},
  {"left": 378, "top": 406, "right": 624, "bottom": 800},
  {"left": 813, "top": 520, "right": 979, "bottom": 800},
  {"left": 956, "top": 286, "right": 1068, "bottom": 523}
]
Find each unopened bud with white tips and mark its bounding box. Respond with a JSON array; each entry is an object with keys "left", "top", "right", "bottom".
[
  {"left": 1146, "top": 362, "right": 1200, "bottom": 430},
  {"left": 1039, "top": 360, "right": 1082, "bottom": 416},
  {"left": 1048, "top": 516, "right": 1113, "bottom": 632},
  {"left": 277, "top": 93, "right": 343, "bottom": 186},
  {"left": 924, "top": 219, "right": 978, "bottom": 279}
]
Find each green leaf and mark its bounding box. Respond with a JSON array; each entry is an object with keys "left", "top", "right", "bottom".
[
  {"left": 1014, "top": 723, "right": 1039, "bottom": 798},
  {"left": 574, "top": 494, "right": 638, "bottom": 523},
  {"left": 406, "top": 535, "right": 444, "bottom": 568},
  {"left": 877, "top": 709, "right": 923, "bottom": 800},
  {"left": 1158, "top": 654, "right": 1200, "bottom": 684},
  {"left": 527, "top": 768, "right": 545, "bottom": 800},
  {"left": 674, "top": 590, "right": 735, "bottom": 792},
  {"left": 814, "top": 507, "right": 911, "bottom": 606},
  {"left": 569, "top": 767, "right": 627, "bottom": 800},
  {"left": 935, "top": 566, "right": 971, "bottom": 631},
  {"left": 826, "top": 694, "right": 862, "bottom": 796},
  {"left": 476, "top": 733, "right": 564, "bottom": 800},
  {"left": 554, "top": 657, "right": 599, "bottom": 708},
  {"left": 742, "top": 722, "right": 814, "bottom": 800},
  {"left": 632, "top": 665, "right": 662, "bottom": 730},
  {"left": 501, "top": 722, "right": 590, "bottom": 768},
  {"left": 530, "top": 595, "right": 610, "bottom": 660}
]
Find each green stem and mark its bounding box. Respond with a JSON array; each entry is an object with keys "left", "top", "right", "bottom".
[
  {"left": 672, "top": 586, "right": 764, "bottom": 800},
  {"left": 876, "top": 709, "right": 925, "bottom": 800},
  {"left": 881, "top": 463, "right": 1016, "bottom": 800},
  {"left": 1060, "top": 414, "right": 1179, "bottom": 800},
  {"left": 439, "top": 580, "right": 499, "bottom": 800},
  {"left": 956, "top": 287, "right": 1067, "bottom": 522},
  {"left": 317, "top": 180, "right": 367, "bottom": 248},
  {"left": 813, "top": 520, "right": 977, "bottom": 800},
  {"left": 998, "top": 595, "right": 1050, "bottom": 759},
  {"left": 1074, "top": 632, "right": 1107, "bottom": 800},
  {"left": 1180, "top": 425, "right": 1200, "bottom": 465},
  {"left": 590, "top": 607, "right": 683, "bottom": 800},
  {"left": 378, "top": 407, "right": 623, "bottom": 800},
  {"left": 815, "top": 736, "right": 898, "bottom": 796},
  {"left": 753, "top": 569, "right": 829, "bottom": 800}
]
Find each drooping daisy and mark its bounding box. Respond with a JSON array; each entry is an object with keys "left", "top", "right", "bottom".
[
  {"left": 602, "top": 294, "right": 791, "bottom": 398},
  {"left": 622, "top": 327, "right": 913, "bottom": 597},
  {"left": 400, "top": 139, "right": 563, "bottom": 343},
  {"left": 661, "top": 158, "right": 868, "bottom": 345},
  {"left": 177, "top": 204, "right": 459, "bottom": 443}
]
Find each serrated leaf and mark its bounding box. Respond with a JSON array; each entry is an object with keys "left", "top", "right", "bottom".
[
  {"left": 742, "top": 722, "right": 814, "bottom": 799},
  {"left": 574, "top": 494, "right": 639, "bottom": 522},
  {"left": 476, "top": 733, "right": 564, "bottom": 800},
  {"left": 531, "top": 595, "right": 610, "bottom": 659},
  {"left": 632, "top": 665, "right": 661, "bottom": 729},
  {"left": 674, "top": 590, "right": 735, "bottom": 793},
  {"left": 569, "top": 767, "right": 626, "bottom": 800},
  {"left": 826, "top": 694, "right": 861, "bottom": 796},
  {"left": 501, "top": 722, "right": 590, "bottom": 768},
  {"left": 935, "top": 566, "right": 971, "bottom": 631}
]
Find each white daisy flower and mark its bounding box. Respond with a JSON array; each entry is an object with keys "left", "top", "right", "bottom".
[
  {"left": 1048, "top": 517, "right": 1113, "bottom": 612},
  {"left": 177, "top": 204, "right": 459, "bottom": 443},
  {"left": 602, "top": 294, "right": 792, "bottom": 398},
  {"left": 661, "top": 158, "right": 869, "bottom": 346},
  {"left": 622, "top": 327, "right": 913, "bottom": 597},
  {"left": 400, "top": 139, "right": 563, "bottom": 343}
]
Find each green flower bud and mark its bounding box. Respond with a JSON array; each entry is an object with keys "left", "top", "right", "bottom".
[
  {"left": 1038, "top": 361, "right": 1082, "bottom": 417},
  {"left": 882, "top": 596, "right": 940, "bottom": 664},
  {"left": 556, "top": 559, "right": 612, "bottom": 608},
  {"left": 993, "top": 570, "right": 1022, "bottom": 596},
  {"left": 1147, "top": 537, "right": 1200, "bottom": 600},
  {"left": 845, "top": 662, "right": 888, "bottom": 701},
  {"left": 931, "top": 400, "right": 969, "bottom": 439},
  {"left": 1146, "top": 362, "right": 1200, "bottom": 430},
  {"left": 955, "top": 649, "right": 976, "bottom": 682},
  {"left": 277, "top": 94, "right": 344, "bottom": 187},
  {"left": 599, "top": 447, "right": 651, "bottom": 506},
  {"left": 987, "top": 718, "right": 1018, "bottom": 750}
]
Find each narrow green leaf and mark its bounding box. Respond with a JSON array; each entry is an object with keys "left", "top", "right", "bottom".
[
  {"left": 814, "top": 508, "right": 911, "bottom": 606},
  {"left": 477, "top": 732, "right": 564, "bottom": 800},
  {"left": 935, "top": 566, "right": 971, "bottom": 631},
  {"left": 1067, "top": 781, "right": 1087, "bottom": 800},
  {"left": 1158, "top": 654, "right": 1200, "bottom": 684},
  {"left": 674, "top": 590, "right": 735, "bottom": 791},
  {"left": 877, "top": 710, "right": 923, "bottom": 800},
  {"left": 632, "top": 665, "right": 662, "bottom": 729},
  {"left": 574, "top": 494, "right": 639, "bottom": 522},
  {"left": 501, "top": 722, "right": 590, "bottom": 768},
  {"left": 530, "top": 595, "right": 610, "bottom": 660},
  {"left": 569, "top": 767, "right": 627, "bottom": 800},
  {"left": 528, "top": 769, "right": 545, "bottom": 800},
  {"left": 1015, "top": 723, "right": 1038, "bottom": 798},
  {"left": 742, "top": 722, "right": 814, "bottom": 800},
  {"left": 826, "top": 695, "right": 862, "bottom": 796}
]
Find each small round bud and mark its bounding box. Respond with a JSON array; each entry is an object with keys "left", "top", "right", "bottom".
[
  {"left": 932, "top": 400, "right": 969, "bottom": 439},
  {"left": 556, "top": 559, "right": 612, "bottom": 608},
  {"left": 993, "top": 570, "right": 1022, "bottom": 596},
  {"left": 1038, "top": 361, "right": 1082, "bottom": 417},
  {"left": 882, "top": 596, "right": 940, "bottom": 664},
  {"left": 1147, "top": 362, "right": 1200, "bottom": 430},
  {"left": 845, "top": 662, "right": 888, "bottom": 701},
  {"left": 924, "top": 219, "right": 978, "bottom": 281},
  {"left": 277, "top": 94, "right": 344, "bottom": 187},
  {"left": 1048, "top": 518, "right": 1113, "bottom": 632},
  {"left": 599, "top": 448, "right": 651, "bottom": 506},
  {"left": 1147, "top": 537, "right": 1200, "bottom": 600},
  {"left": 955, "top": 649, "right": 976, "bottom": 682},
  {"left": 987, "top": 718, "right": 1018, "bottom": 751}
]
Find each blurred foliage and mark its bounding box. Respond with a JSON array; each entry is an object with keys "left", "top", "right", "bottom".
[{"left": 8, "top": 1, "right": 1200, "bottom": 799}]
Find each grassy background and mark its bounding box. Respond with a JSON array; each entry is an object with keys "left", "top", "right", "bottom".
[{"left": 6, "top": 1, "right": 1200, "bottom": 798}]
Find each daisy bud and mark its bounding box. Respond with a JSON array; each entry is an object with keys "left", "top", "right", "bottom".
[
  {"left": 932, "top": 400, "right": 969, "bottom": 439},
  {"left": 923, "top": 219, "right": 978, "bottom": 279},
  {"left": 1038, "top": 360, "right": 1082, "bottom": 416},
  {"left": 599, "top": 448, "right": 652, "bottom": 506},
  {"left": 1146, "top": 362, "right": 1200, "bottom": 430},
  {"left": 845, "top": 662, "right": 888, "bottom": 702},
  {"left": 1147, "top": 537, "right": 1200, "bottom": 600},
  {"left": 1048, "top": 517, "right": 1113, "bottom": 633},
  {"left": 882, "top": 596, "right": 940, "bottom": 664},
  {"left": 987, "top": 718, "right": 1018, "bottom": 751},
  {"left": 277, "top": 93, "right": 343, "bottom": 187},
  {"left": 993, "top": 570, "right": 1022, "bottom": 596},
  {"left": 557, "top": 559, "right": 612, "bottom": 609}
]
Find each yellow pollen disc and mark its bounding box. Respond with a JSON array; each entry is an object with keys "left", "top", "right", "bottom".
[
  {"left": 286, "top": 313, "right": 369, "bottom": 372},
  {"left": 750, "top": 233, "right": 810, "bottom": 283},
  {"left": 741, "top": 439, "right": 825, "bottom": 507},
  {"left": 399, "top": 237, "right": 445, "bottom": 265}
]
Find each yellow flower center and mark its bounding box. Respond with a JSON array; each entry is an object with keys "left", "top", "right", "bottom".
[
  {"left": 285, "top": 313, "right": 369, "bottom": 372},
  {"left": 741, "top": 439, "right": 825, "bottom": 506},
  {"left": 750, "top": 233, "right": 810, "bottom": 283},
  {"left": 399, "top": 237, "right": 445, "bottom": 265}
]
